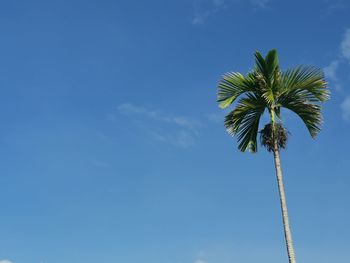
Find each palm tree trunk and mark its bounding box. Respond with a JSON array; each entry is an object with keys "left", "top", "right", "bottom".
[{"left": 273, "top": 142, "right": 297, "bottom": 263}]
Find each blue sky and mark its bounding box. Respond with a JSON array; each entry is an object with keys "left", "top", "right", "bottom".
[{"left": 0, "top": 0, "right": 350, "bottom": 262}]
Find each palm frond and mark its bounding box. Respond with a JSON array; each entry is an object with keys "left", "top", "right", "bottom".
[
  {"left": 254, "top": 49, "right": 280, "bottom": 106},
  {"left": 224, "top": 94, "right": 266, "bottom": 152},
  {"left": 254, "top": 50, "right": 279, "bottom": 82},
  {"left": 280, "top": 66, "right": 330, "bottom": 102},
  {"left": 264, "top": 49, "right": 279, "bottom": 80},
  {"left": 254, "top": 71, "right": 275, "bottom": 106},
  {"left": 254, "top": 51, "right": 268, "bottom": 78},
  {"left": 278, "top": 91, "right": 323, "bottom": 137},
  {"left": 217, "top": 72, "right": 256, "bottom": 109}
]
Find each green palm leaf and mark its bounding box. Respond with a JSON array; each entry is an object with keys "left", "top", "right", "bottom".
[
  {"left": 278, "top": 66, "right": 329, "bottom": 137},
  {"left": 255, "top": 49, "right": 279, "bottom": 84},
  {"left": 254, "top": 50, "right": 280, "bottom": 106},
  {"left": 217, "top": 72, "right": 256, "bottom": 109},
  {"left": 224, "top": 94, "right": 266, "bottom": 152},
  {"left": 280, "top": 66, "right": 330, "bottom": 102},
  {"left": 278, "top": 91, "right": 323, "bottom": 137}
]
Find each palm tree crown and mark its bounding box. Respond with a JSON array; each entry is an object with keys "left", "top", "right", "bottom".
[{"left": 217, "top": 49, "right": 330, "bottom": 152}]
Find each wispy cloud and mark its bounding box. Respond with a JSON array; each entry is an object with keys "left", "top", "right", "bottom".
[
  {"left": 324, "top": 60, "right": 341, "bottom": 90},
  {"left": 341, "top": 96, "right": 350, "bottom": 121},
  {"left": 192, "top": 0, "right": 226, "bottom": 25},
  {"left": 341, "top": 28, "right": 350, "bottom": 61},
  {"left": 250, "top": 0, "right": 270, "bottom": 8},
  {"left": 324, "top": 28, "right": 350, "bottom": 121},
  {"left": 118, "top": 103, "right": 202, "bottom": 132},
  {"left": 323, "top": 0, "right": 348, "bottom": 15},
  {"left": 205, "top": 112, "right": 224, "bottom": 123},
  {"left": 194, "top": 260, "right": 207, "bottom": 263},
  {"left": 151, "top": 130, "right": 196, "bottom": 148},
  {"left": 324, "top": 28, "right": 350, "bottom": 89},
  {"left": 0, "top": 260, "right": 13, "bottom": 263},
  {"left": 192, "top": 0, "right": 271, "bottom": 25},
  {"left": 117, "top": 103, "right": 203, "bottom": 148}
]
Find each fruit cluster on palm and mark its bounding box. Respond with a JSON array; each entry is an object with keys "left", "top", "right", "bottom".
[{"left": 217, "top": 49, "right": 329, "bottom": 263}]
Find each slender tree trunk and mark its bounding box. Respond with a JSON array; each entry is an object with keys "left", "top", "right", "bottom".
[{"left": 273, "top": 142, "right": 297, "bottom": 263}]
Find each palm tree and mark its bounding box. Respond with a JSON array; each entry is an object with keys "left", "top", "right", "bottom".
[{"left": 217, "top": 49, "right": 329, "bottom": 263}]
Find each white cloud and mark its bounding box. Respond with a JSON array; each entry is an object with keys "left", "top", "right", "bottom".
[
  {"left": 194, "top": 260, "right": 207, "bottom": 263},
  {"left": 192, "top": 0, "right": 226, "bottom": 25},
  {"left": 324, "top": 28, "right": 350, "bottom": 85},
  {"left": 118, "top": 103, "right": 202, "bottom": 132},
  {"left": 205, "top": 112, "right": 223, "bottom": 123},
  {"left": 341, "top": 96, "right": 350, "bottom": 121},
  {"left": 192, "top": 13, "right": 208, "bottom": 25},
  {"left": 324, "top": 0, "right": 345, "bottom": 11},
  {"left": 323, "top": 60, "right": 341, "bottom": 90},
  {"left": 118, "top": 103, "right": 158, "bottom": 118},
  {"left": 250, "top": 0, "right": 270, "bottom": 8},
  {"left": 192, "top": 0, "right": 270, "bottom": 25},
  {"left": 118, "top": 103, "right": 202, "bottom": 148},
  {"left": 213, "top": 0, "right": 225, "bottom": 6},
  {"left": 0, "top": 260, "right": 13, "bottom": 263},
  {"left": 324, "top": 60, "right": 339, "bottom": 80},
  {"left": 341, "top": 29, "right": 350, "bottom": 61},
  {"left": 324, "top": 28, "right": 350, "bottom": 121},
  {"left": 151, "top": 130, "right": 195, "bottom": 148}
]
